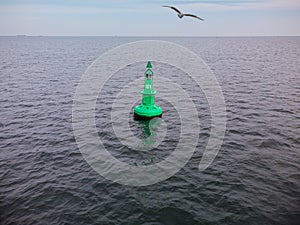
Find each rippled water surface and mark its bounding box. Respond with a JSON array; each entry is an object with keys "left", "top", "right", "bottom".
[{"left": 1, "top": 36, "right": 300, "bottom": 225}]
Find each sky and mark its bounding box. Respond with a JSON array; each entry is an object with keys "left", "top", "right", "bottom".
[{"left": 0, "top": 0, "right": 299, "bottom": 36}]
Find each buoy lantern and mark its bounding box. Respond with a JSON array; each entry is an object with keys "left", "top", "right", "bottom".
[{"left": 134, "top": 61, "right": 163, "bottom": 120}]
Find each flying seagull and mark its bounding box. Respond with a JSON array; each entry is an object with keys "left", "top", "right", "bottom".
[{"left": 162, "top": 5, "right": 204, "bottom": 21}]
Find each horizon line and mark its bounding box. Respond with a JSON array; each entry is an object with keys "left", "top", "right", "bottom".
[{"left": 1, "top": 35, "right": 300, "bottom": 38}]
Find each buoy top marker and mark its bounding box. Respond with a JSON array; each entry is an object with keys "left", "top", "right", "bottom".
[{"left": 146, "top": 61, "right": 152, "bottom": 69}]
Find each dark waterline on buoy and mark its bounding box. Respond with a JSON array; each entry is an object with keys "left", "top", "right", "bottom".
[{"left": 134, "top": 112, "right": 163, "bottom": 121}]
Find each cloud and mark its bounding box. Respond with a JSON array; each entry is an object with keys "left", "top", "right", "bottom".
[
  {"left": 1, "top": 0, "right": 299, "bottom": 15},
  {"left": 0, "top": 4, "right": 139, "bottom": 14},
  {"left": 243, "top": 0, "right": 300, "bottom": 9},
  {"left": 175, "top": 0, "right": 300, "bottom": 12}
]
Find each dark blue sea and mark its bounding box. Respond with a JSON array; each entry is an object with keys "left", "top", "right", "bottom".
[{"left": 0, "top": 36, "right": 300, "bottom": 224}]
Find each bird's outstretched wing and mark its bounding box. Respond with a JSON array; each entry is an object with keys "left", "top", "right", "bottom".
[
  {"left": 162, "top": 5, "right": 182, "bottom": 14},
  {"left": 184, "top": 14, "right": 204, "bottom": 21}
]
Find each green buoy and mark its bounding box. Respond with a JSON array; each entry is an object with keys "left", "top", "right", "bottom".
[{"left": 134, "top": 61, "right": 163, "bottom": 120}]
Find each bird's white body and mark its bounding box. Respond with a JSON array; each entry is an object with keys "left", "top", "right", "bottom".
[{"left": 177, "top": 13, "right": 184, "bottom": 19}]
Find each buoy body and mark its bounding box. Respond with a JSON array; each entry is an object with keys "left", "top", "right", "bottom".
[{"left": 134, "top": 61, "right": 162, "bottom": 120}]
